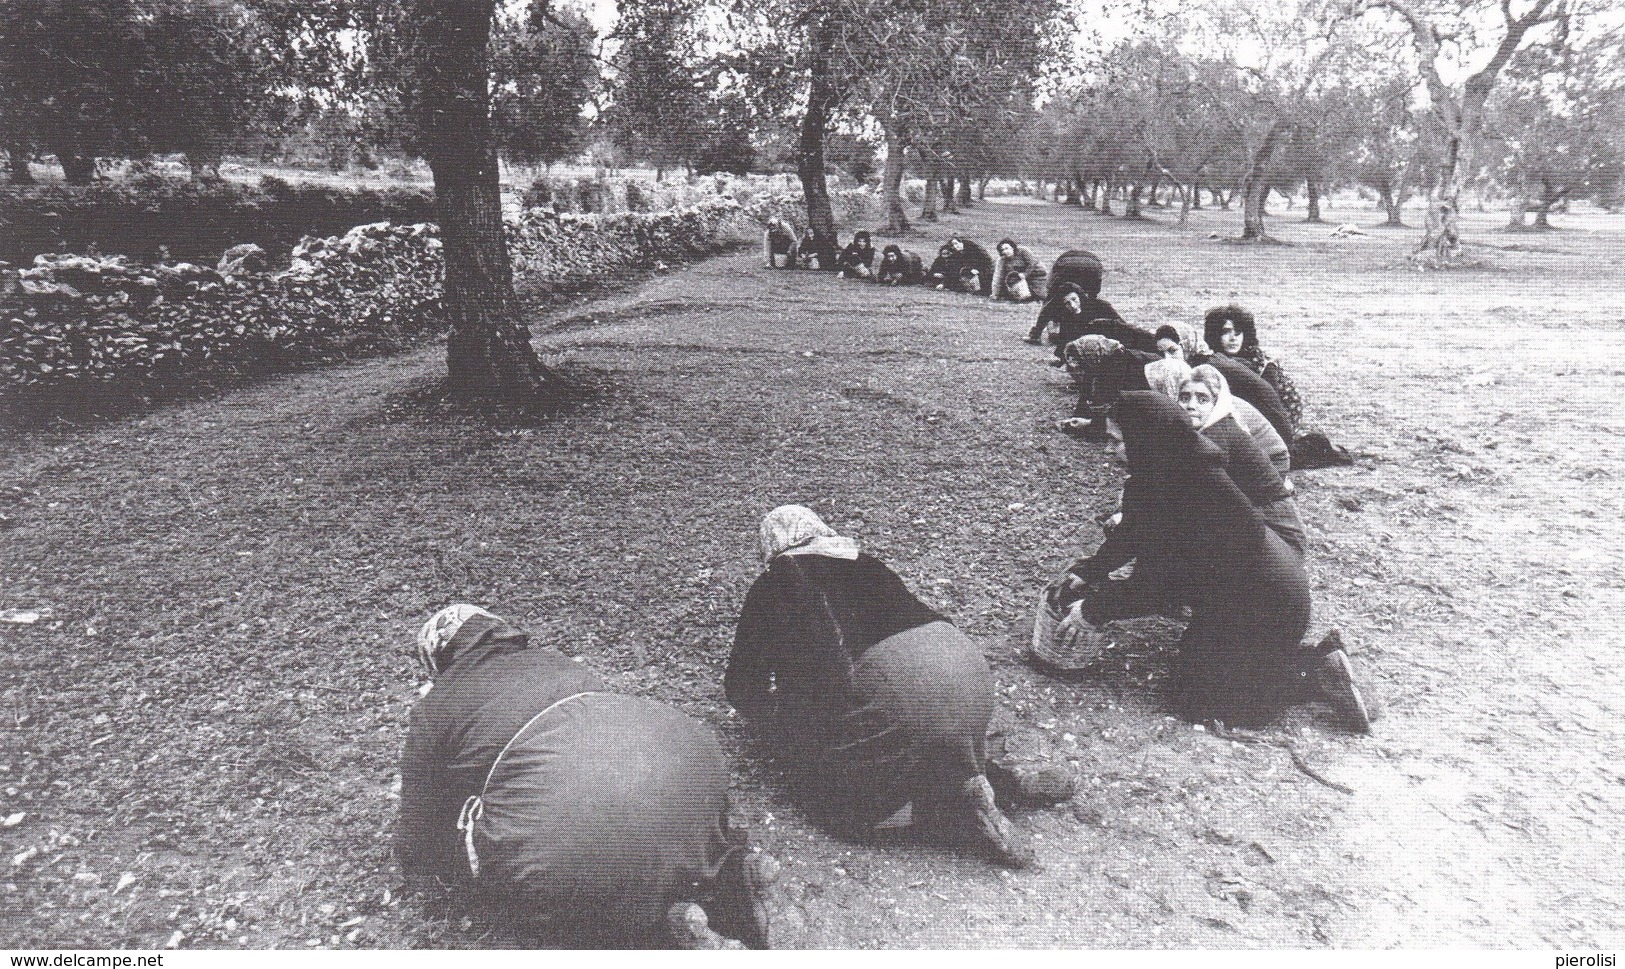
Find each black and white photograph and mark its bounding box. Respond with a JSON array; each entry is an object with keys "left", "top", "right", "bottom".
[{"left": 1, "top": 0, "right": 1622, "bottom": 952}]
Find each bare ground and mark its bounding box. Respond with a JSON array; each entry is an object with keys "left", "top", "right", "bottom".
[{"left": 2, "top": 199, "right": 1623, "bottom": 949}]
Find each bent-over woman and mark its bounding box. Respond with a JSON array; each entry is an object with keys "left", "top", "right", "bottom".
[
  {"left": 878, "top": 244, "right": 925, "bottom": 286},
  {"left": 927, "top": 236, "right": 995, "bottom": 295},
  {"left": 399, "top": 605, "right": 770, "bottom": 948},
  {"left": 727, "top": 505, "right": 1033, "bottom": 868}
]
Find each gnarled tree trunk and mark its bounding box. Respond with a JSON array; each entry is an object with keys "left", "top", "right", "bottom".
[
  {"left": 55, "top": 149, "right": 96, "bottom": 185},
  {"left": 880, "top": 123, "right": 910, "bottom": 233},
  {"left": 796, "top": 16, "right": 839, "bottom": 266},
  {"left": 1305, "top": 178, "right": 1323, "bottom": 223},
  {"left": 413, "top": 0, "right": 557, "bottom": 406},
  {"left": 1241, "top": 121, "right": 1289, "bottom": 240},
  {"left": 920, "top": 170, "right": 939, "bottom": 222}
]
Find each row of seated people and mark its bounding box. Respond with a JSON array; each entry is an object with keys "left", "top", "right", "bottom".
[
  {"left": 1021, "top": 249, "right": 1348, "bottom": 469},
  {"left": 396, "top": 507, "right": 1072, "bottom": 949},
  {"left": 1013, "top": 251, "right": 1373, "bottom": 735},
  {"left": 764, "top": 219, "right": 1048, "bottom": 301}
]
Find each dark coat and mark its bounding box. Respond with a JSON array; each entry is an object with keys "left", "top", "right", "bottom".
[
  {"left": 836, "top": 237, "right": 877, "bottom": 275},
  {"left": 1201, "top": 414, "right": 1305, "bottom": 554},
  {"left": 878, "top": 245, "right": 925, "bottom": 286},
  {"left": 398, "top": 614, "right": 734, "bottom": 936},
  {"left": 1206, "top": 354, "right": 1296, "bottom": 444},
  {"left": 1037, "top": 293, "right": 1158, "bottom": 357},
  {"left": 727, "top": 553, "right": 993, "bottom": 824},
  {"left": 1069, "top": 393, "right": 1312, "bottom": 726},
  {"left": 926, "top": 238, "right": 994, "bottom": 295},
  {"left": 398, "top": 614, "right": 606, "bottom": 883}
]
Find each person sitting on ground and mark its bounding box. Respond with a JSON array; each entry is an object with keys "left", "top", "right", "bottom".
[
  {"left": 927, "top": 236, "right": 995, "bottom": 295},
  {"left": 1179, "top": 366, "right": 1304, "bottom": 552},
  {"left": 399, "top": 605, "right": 771, "bottom": 949},
  {"left": 1148, "top": 332, "right": 1290, "bottom": 476},
  {"left": 1051, "top": 394, "right": 1373, "bottom": 731},
  {"left": 794, "top": 227, "right": 838, "bottom": 271},
  {"left": 1204, "top": 305, "right": 1352, "bottom": 468},
  {"left": 763, "top": 218, "right": 798, "bottom": 270},
  {"left": 726, "top": 505, "right": 1046, "bottom": 869},
  {"left": 835, "top": 230, "right": 877, "bottom": 280},
  {"left": 1203, "top": 305, "right": 1304, "bottom": 426},
  {"left": 991, "top": 238, "right": 1047, "bottom": 302},
  {"left": 877, "top": 244, "right": 926, "bottom": 286}
]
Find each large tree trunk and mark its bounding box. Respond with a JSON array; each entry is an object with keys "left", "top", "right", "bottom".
[
  {"left": 6, "top": 145, "right": 34, "bottom": 184},
  {"left": 796, "top": 17, "right": 839, "bottom": 266},
  {"left": 956, "top": 176, "right": 972, "bottom": 207},
  {"left": 1190, "top": 181, "right": 1202, "bottom": 210},
  {"left": 1379, "top": 183, "right": 1406, "bottom": 225},
  {"left": 1125, "top": 183, "right": 1143, "bottom": 218},
  {"left": 1507, "top": 194, "right": 1527, "bottom": 228},
  {"left": 1305, "top": 178, "right": 1323, "bottom": 222},
  {"left": 414, "top": 0, "right": 555, "bottom": 406},
  {"left": 1241, "top": 121, "right": 1290, "bottom": 240},
  {"left": 56, "top": 149, "right": 96, "bottom": 185},
  {"left": 1533, "top": 181, "right": 1563, "bottom": 228},
  {"left": 977, "top": 177, "right": 989, "bottom": 201},
  {"left": 880, "top": 124, "right": 910, "bottom": 233},
  {"left": 1064, "top": 177, "right": 1081, "bottom": 206},
  {"left": 941, "top": 175, "right": 958, "bottom": 213},
  {"left": 920, "top": 169, "right": 939, "bottom": 222},
  {"left": 1099, "top": 179, "right": 1114, "bottom": 216},
  {"left": 1177, "top": 183, "right": 1193, "bottom": 225},
  {"left": 1381, "top": 0, "right": 1560, "bottom": 258}
]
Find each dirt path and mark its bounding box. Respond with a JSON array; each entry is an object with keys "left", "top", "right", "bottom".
[{"left": 2, "top": 200, "right": 1622, "bottom": 948}]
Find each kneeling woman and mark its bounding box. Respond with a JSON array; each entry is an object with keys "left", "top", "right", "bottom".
[
  {"left": 992, "top": 238, "right": 1046, "bottom": 301},
  {"left": 1056, "top": 394, "right": 1371, "bottom": 730},
  {"left": 877, "top": 244, "right": 925, "bottom": 286},
  {"left": 727, "top": 505, "right": 1033, "bottom": 868},
  {"left": 400, "top": 606, "right": 771, "bottom": 948}
]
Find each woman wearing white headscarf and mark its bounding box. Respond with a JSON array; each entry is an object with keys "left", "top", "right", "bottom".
[
  {"left": 1180, "top": 365, "right": 1303, "bottom": 553},
  {"left": 399, "top": 605, "right": 771, "bottom": 948},
  {"left": 727, "top": 505, "right": 1035, "bottom": 868},
  {"left": 1151, "top": 358, "right": 1290, "bottom": 477}
]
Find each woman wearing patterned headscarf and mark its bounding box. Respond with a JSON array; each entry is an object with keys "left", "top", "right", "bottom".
[
  {"left": 727, "top": 505, "right": 1039, "bottom": 868},
  {"left": 399, "top": 605, "right": 771, "bottom": 948},
  {"left": 1054, "top": 394, "right": 1372, "bottom": 731}
]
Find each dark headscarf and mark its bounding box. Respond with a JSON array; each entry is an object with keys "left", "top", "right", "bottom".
[
  {"left": 1203, "top": 305, "right": 1259, "bottom": 357},
  {"left": 853, "top": 230, "right": 872, "bottom": 248}
]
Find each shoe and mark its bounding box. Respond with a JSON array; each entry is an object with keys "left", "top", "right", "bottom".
[
  {"left": 1311, "top": 648, "right": 1373, "bottom": 734},
  {"left": 665, "top": 902, "right": 747, "bottom": 950},
  {"left": 962, "top": 774, "right": 1036, "bottom": 869},
  {"left": 706, "top": 849, "right": 772, "bottom": 949},
  {"left": 987, "top": 758, "right": 1078, "bottom": 807}
]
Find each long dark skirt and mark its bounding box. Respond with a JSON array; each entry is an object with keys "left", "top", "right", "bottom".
[
  {"left": 1079, "top": 542, "right": 1313, "bottom": 727},
  {"left": 779, "top": 621, "right": 994, "bottom": 826}
]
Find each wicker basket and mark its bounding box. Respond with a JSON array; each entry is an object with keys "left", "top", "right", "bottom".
[{"left": 1028, "top": 579, "right": 1110, "bottom": 673}]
